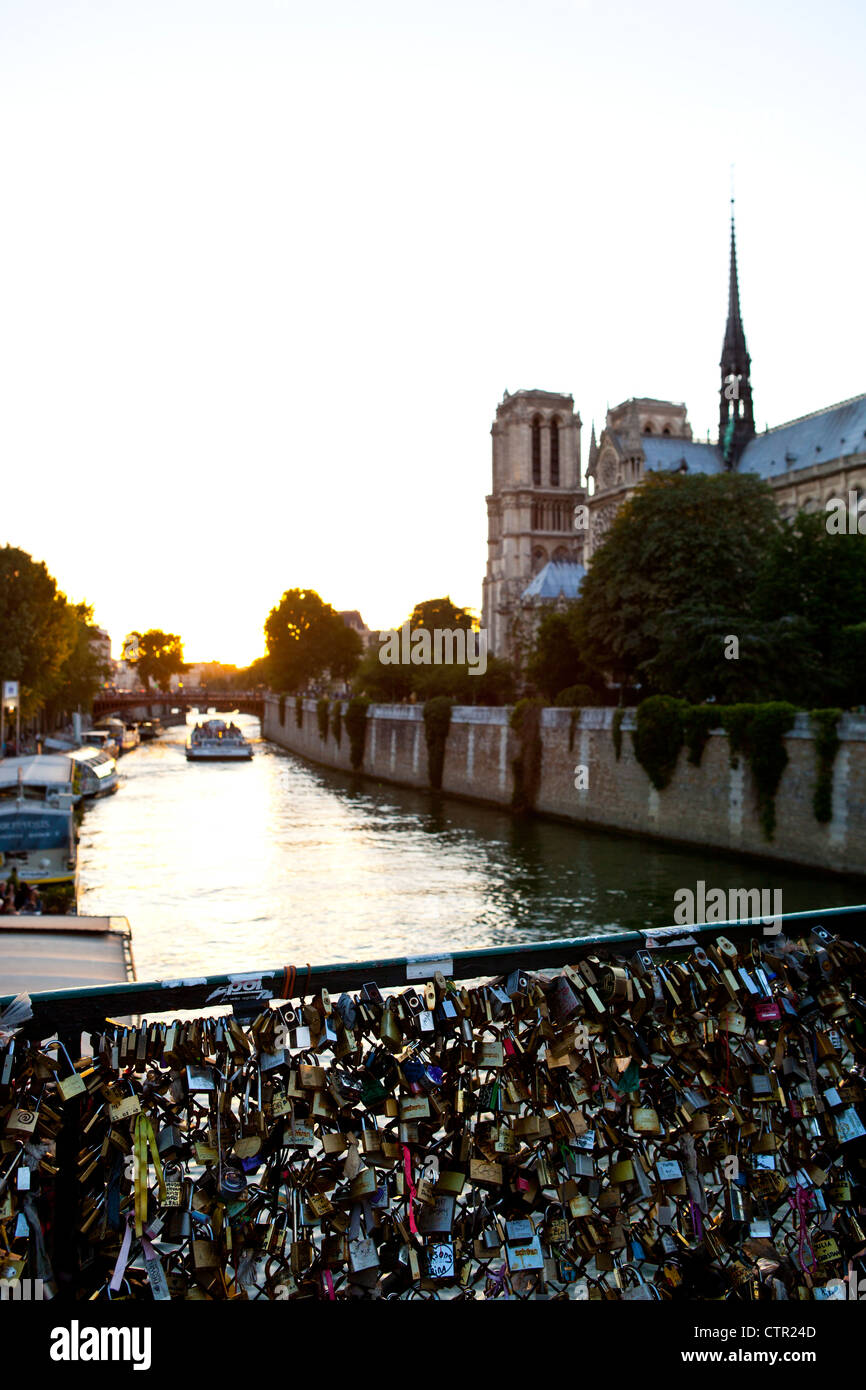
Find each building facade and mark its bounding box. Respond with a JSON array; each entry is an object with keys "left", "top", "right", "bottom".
[{"left": 483, "top": 212, "right": 866, "bottom": 662}]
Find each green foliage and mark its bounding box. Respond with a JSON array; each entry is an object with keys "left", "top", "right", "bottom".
[
  {"left": 624, "top": 691, "right": 828, "bottom": 839},
  {"left": 294, "top": 695, "right": 303, "bottom": 728},
  {"left": 682, "top": 705, "right": 719, "bottom": 766},
  {"left": 575, "top": 473, "right": 781, "bottom": 696},
  {"left": 752, "top": 513, "right": 866, "bottom": 705},
  {"left": 568, "top": 707, "right": 580, "bottom": 753},
  {"left": 125, "top": 629, "right": 186, "bottom": 692},
  {"left": 332, "top": 700, "right": 343, "bottom": 748},
  {"left": 744, "top": 703, "right": 797, "bottom": 840},
  {"left": 243, "top": 655, "right": 272, "bottom": 688},
  {"left": 422, "top": 696, "right": 454, "bottom": 790},
  {"left": 353, "top": 644, "right": 414, "bottom": 703},
  {"left": 510, "top": 698, "right": 544, "bottom": 813},
  {"left": 612, "top": 708, "right": 624, "bottom": 761},
  {"left": 316, "top": 697, "right": 330, "bottom": 741},
  {"left": 719, "top": 704, "right": 753, "bottom": 768},
  {"left": 835, "top": 624, "right": 866, "bottom": 709},
  {"left": 0, "top": 545, "right": 78, "bottom": 717},
  {"left": 39, "top": 882, "right": 76, "bottom": 914},
  {"left": 523, "top": 483, "right": 866, "bottom": 708},
  {"left": 408, "top": 596, "right": 474, "bottom": 632},
  {"left": 553, "top": 686, "right": 596, "bottom": 753},
  {"left": 345, "top": 696, "right": 369, "bottom": 770},
  {"left": 810, "top": 709, "right": 842, "bottom": 824},
  {"left": 527, "top": 612, "right": 605, "bottom": 702},
  {"left": 265, "top": 588, "right": 362, "bottom": 693},
  {"left": 716, "top": 702, "right": 798, "bottom": 838},
  {"left": 45, "top": 605, "right": 111, "bottom": 721},
  {"left": 352, "top": 596, "right": 516, "bottom": 706},
  {"left": 554, "top": 684, "right": 597, "bottom": 708},
  {"left": 631, "top": 696, "right": 686, "bottom": 790}
]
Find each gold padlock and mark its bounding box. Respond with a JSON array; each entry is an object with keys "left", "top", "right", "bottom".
[{"left": 49, "top": 1041, "right": 87, "bottom": 1103}]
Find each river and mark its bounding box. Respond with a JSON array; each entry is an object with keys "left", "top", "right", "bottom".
[{"left": 76, "top": 712, "right": 861, "bottom": 981}]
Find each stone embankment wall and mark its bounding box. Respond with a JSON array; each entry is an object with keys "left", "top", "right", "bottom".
[{"left": 262, "top": 697, "right": 866, "bottom": 877}]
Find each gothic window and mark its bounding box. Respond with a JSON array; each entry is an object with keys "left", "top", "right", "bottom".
[
  {"left": 531, "top": 416, "right": 542, "bottom": 486},
  {"left": 662, "top": 426, "right": 671, "bottom": 435},
  {"left": 532, "top": 546, "right": 547, "bottom": 573},
  {"left": 553, "top": 546, "right": 569, "bottom": 563},
  {"left": 644, "top": 424, "right": 653, "bottom": 434},
  {"left": 550, "top": 416, "right": 560, "bottom": 486}
]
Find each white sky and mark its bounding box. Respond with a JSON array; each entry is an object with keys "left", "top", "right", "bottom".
[{"left": 1, "top": 0, "right": 863, "bottom": 665}]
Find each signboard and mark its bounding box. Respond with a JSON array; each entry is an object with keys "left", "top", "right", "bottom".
[
  {"left": 0, "top": 812, "right": 71, "bottom": 851},
  {"left": 2, "top": 682, "right": 19, "bottom": 705}
]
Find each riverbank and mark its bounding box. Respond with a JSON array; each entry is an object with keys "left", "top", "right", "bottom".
[{"left": 263, "top": 697, "right": 866, "bottom": 878}]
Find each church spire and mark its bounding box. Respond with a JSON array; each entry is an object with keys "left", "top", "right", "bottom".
[{"left": 719, "top": 202, "right": 755, "bottom": 466}]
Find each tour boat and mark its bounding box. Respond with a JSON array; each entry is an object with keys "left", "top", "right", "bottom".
[
  {"left": 138, "top": 719, "right": 163, "bottom": 742},
  {"left": 80, "top": 727, "right": 120, "bottom": 759},
  {"left": 0, "top": 759, "right": 79, "bottom": 911},
  {"left": 92, "top": 719, "right": 139, "bottom": 755},
  {"left": 186, "top": 719, "right": 253, "bottom": 761},
  {"left": 68, "top": 745, "right": 120, "bottom": 798}
]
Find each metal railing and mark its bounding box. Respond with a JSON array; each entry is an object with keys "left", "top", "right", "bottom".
[{"left": 3, "top": 903, "right": 865, "bottom": 1041}]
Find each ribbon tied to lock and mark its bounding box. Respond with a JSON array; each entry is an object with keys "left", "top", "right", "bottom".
[
  {"left": 788, "top": 1183, "right": 815, "bottom": 1271},
  {"left": 401, "top": 1142, "right": 420, "bottom": 1238},
  {"left": 133, "top": 1111, "right": 167, "bottom": 1236}
]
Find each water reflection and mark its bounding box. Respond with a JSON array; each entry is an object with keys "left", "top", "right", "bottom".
[{"left": 77, "top": 712, "right": 861, "bottom": 980}]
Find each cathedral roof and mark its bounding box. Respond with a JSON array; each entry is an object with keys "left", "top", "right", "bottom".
[
  {"left": 522, "top": 560, "right": 586, "bottom": 600},
  {"left": 738, "top": 393, "right": 866, "bottom": 479},
  {"left": 640, "top": 436, "right": 725, "bottom": 473}
]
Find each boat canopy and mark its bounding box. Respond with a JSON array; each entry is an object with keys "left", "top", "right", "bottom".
[
  {"left": 0, "top": 755, "right": 77, "bottom": 792},
  {"left": 69, "top": 746, "right": 115, "bottom": 769}
]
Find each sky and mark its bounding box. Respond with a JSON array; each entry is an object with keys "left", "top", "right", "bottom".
[{"left": 1, "top": 0, "right": 864, "bottom": 665}]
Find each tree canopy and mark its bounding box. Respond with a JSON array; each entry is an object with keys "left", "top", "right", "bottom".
[
  {"left": 351, "top": 595, "right": 516, "bottom": 705},
  {"left": 529, "top": 473, "right": 866, "bottom": 707},
  {"left": 525, "top": 610, "right": 606, "bottom": 702},
  {"left": 265, "top": 589, "right": 361, "bottom": 692},
  {"left": 125, "top": 630, "right": 187, "bottom": 692},
  {"left": 0, "top": 546, "right": 108, "bottom": 718}
]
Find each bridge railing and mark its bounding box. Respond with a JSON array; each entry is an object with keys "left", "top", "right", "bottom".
[{"left": 3, "top": 902, "right": 864, "bottom": 1041}]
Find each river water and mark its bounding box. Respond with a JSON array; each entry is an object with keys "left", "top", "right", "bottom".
[{"left": 76, "top": 713, "right": 861, "bottom": 982}]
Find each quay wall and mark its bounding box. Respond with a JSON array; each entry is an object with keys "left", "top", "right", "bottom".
[{"left": 262, "top": 696, "right": 866, "bottom": 877}]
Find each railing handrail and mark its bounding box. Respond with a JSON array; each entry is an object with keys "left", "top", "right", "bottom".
[{"left": 3, "top": 903, "right": 864, "bottom": 1039}]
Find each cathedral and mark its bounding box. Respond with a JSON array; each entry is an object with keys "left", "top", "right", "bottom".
[{"left": 482, "top": 212, "right": 866, "bottom": 666}]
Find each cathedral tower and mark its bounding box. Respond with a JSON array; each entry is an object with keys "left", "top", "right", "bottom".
[{"left": 482, "top": 389, "right": 583, "bottom": 661}]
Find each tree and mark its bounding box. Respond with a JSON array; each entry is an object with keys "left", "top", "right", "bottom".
[
  {"left": 46, "top": 604, "right": 111, "bottom": 718},
  {"left": 126, "top": 630, "right": 187, "bottom": 692},
  {"left": 352, "top": 596, "right": 516, "bottom": 705},
  {"left": 526, "top": 610, "right": 606, "bottom": 701},
  {"left": 752, "top": 511, "right": 866, "bottom": 703},
  {"left": 0, "top": 545, "right": 76, "bottom": 716},
  {"left": 353, "top": 644, "right": 415, "bottom": 703},
  {"left": 408, "top": 597, "right": 474, "bottom": 632},
  {"left": 265, "top": 589, "right": 361, "bottom": 692},
  {"left": 237, "top": 655, "right": 271, "bottom": 688},
  {"left": 574, "top": 472, "right": 782, "bottom": 698}
]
